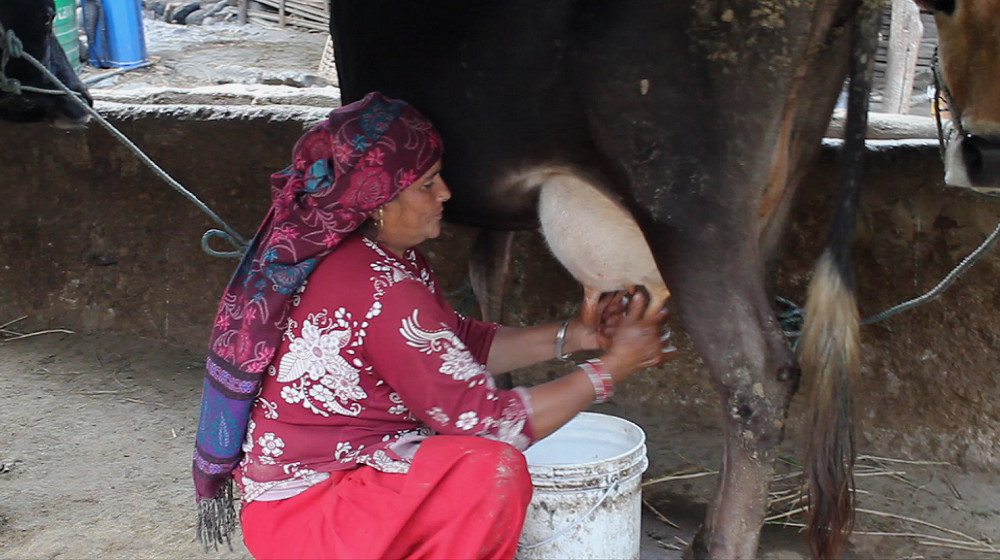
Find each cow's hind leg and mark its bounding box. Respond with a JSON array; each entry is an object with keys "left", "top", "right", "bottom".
[
  {"left": 468, "top": 229, "right": 515, "bottom": 388},
  {"left": 669, "top": 268, "right": 798, "bottom": 559}
]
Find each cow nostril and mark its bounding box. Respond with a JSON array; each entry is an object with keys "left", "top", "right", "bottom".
[
  {"left": 961, "top": 137, "right": 983, "bottom": 167},
  {"left": 972, "top": 132, "right": 1000, "bottom": 145},
  {"left": 961, "top": 134, "right": 1000, "bottom": 187}
]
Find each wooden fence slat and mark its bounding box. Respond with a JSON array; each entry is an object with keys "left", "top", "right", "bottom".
[{"left": 246, "top": 0, "right": 328, "bottom": 31}]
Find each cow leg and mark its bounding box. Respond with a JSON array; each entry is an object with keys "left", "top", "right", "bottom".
[
  {"left": 468, "top": 229, "right": 515, "bottom": 388},
  {"left": 668, "top": 265, "right": 798, "bottom": 559}
]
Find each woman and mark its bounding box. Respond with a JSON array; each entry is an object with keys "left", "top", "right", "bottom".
[{"left": 193, "top": 92, "right": 674, "bottom": 560}]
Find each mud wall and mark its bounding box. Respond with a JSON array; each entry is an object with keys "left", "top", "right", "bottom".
[{"left": 1, "top": 105, "right": 998, "bottom": 470}]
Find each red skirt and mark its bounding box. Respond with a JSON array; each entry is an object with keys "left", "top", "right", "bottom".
[{"left": 240, "top": 436, "right": 533, "bottom": 560}]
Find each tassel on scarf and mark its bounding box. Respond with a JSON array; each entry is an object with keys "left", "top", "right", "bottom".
[{"left": 196, "top": 479, "right": 237, "bottom": 552}]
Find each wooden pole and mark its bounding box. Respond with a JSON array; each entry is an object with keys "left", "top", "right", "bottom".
[{"left": 883, "top": 0, "right": 924, "bottom": 114}]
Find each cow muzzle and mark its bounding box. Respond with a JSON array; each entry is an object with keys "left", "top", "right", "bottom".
[{"left": 944, "top": 130, "right": 1000, "bottom": 192}]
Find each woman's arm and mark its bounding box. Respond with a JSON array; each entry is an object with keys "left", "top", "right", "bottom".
[
  {"left": 485, "top": 292, "right": 627, "bottom": 374},
  {"left": 484, "top": 321, "right": 572, "bottom": 374}
]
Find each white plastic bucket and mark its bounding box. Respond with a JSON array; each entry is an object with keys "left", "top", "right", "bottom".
[{"left": 516, "top": 412, "right": 648, "bottom": 560}]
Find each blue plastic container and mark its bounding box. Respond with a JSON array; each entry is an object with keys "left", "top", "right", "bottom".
[{"left": 84, "top": 0, "right": 148, "bottom": 68}]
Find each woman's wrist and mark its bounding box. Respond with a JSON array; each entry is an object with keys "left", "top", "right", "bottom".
[
  {"left": 597, "top": 353, "right": 632, "bottom": 385},
  {"left": 553, "top": 316, "right": 604, "bottom": 362},
  {"left": 580, "top": 358, "right": 614, "bottom": 403},
  {"left": 554, "top": 318, "right": 573, "bottom": 361},
  {"left": 564, "top": 317, "right": 602, "bottom": 355}
]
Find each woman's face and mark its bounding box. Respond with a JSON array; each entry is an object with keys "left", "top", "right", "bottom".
[{"left": 377, "top": 160, "right": 450, "bottom": 254}]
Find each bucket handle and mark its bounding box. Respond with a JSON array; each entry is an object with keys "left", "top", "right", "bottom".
[{"left": 518, "top": 474, "right": 620, "bottom": 551}]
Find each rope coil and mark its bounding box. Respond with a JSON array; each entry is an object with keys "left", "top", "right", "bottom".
[{"left": 0, "top": 21, "right": 24, "bottom": 95}]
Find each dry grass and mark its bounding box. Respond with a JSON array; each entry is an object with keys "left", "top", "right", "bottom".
[
  {"left": 642, "top": 454, "right": 1000, "bottom": 555},
  {"left": 1, "top": 315, "right": 74, "bottom": 342}
]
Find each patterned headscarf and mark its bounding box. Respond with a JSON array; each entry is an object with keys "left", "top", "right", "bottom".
[{"left": 193, "top": 92, "right": 443, "bottom": 548}]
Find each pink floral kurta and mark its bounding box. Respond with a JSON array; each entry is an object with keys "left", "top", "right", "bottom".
[{"left": 235, "top": 233, "right": 535, "bottom": 503}]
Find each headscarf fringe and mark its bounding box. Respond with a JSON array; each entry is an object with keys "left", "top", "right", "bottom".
[{"left": 196, "top": 479, "right": 237, "bottom": 552}]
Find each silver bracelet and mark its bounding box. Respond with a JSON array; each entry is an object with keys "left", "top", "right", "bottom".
[{"left": 554, "top": 318, "right": 572, "bottom": 361}]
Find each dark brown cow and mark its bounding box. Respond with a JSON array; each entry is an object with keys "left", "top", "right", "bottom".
[
  {"left": 330, "top": 1, "right": 999, "bottom": 557},
  {"left": 0, "top": 0, "right": 92, "bottom": 126}
]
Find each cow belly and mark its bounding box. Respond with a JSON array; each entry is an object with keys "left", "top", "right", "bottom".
[{"left": 538, "top": 173, "right": 669, "bottom": 313}]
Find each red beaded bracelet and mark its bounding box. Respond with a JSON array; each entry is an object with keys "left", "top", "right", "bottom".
[{"left": 580, "top": 358, "right": 614, "bottom": 404}]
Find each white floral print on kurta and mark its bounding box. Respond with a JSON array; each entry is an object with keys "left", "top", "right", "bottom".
[
  {"left": 399, "top": 310, "right": 483, "bottom": 382},
  {"left": 242, "top": 418, "right": 257, "bottom": 454},
  {"left": 277, "top": 317, "right": 351, "bottom": 384},
  {"left": 455, "top": 411, "right": 479, "bottom": 430},
  {"left": 367, "top": 449, "right": 411, "bottom": 473},
  {"left": 480, "top": 402, "right": 531, "bottom": 450},
  {"left": 439, "top": 345, "right": 486, "bottom": 381},
  {"left": 335, "top": 441, "right": 353, "bottom": 460},
  {"left": 258, "top": 432, "right": 285, "bottom": 457},
  {"left": 277, "top": 313, "right": 368, "bottom": 418},
  {"left": 427, "top": 406, "right": 450, "bottom": 424},
  {"left": 257, "top": 398, "right": 279, "bottom": 420},
  {"left": 321, "top": 366, "right": 367, "bottom": 402},
  {"left": 387, "top": 392, "right": 408, "bottom": 415}
]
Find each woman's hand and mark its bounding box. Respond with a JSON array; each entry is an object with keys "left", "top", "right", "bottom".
[
  {"left": 599, "top": 291, "right": 674, "bottom": 384},
  {"left": 574, "top": 290, "right": 629, "bottom": 351}
]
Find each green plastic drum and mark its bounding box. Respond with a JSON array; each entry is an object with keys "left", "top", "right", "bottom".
[{"left": 53, "top": 0, "right": 81, "bottom": 71}]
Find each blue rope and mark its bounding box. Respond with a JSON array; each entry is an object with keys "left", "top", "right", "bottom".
[
  {"left": 777, "top": 219, "right": 1000, "bottom": 337},
  {"left": 862, "top": 219, "right": 1000, "bottom": 325},
  {"left": 201, "top": 230, "right": 247, "bottom": 259},
  {"left": 0, "top": 20, "right": 248, "bottom": 258}
]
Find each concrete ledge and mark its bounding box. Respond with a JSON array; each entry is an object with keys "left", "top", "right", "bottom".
[
  {"left": 95, "top": 89, "right": 944, "bottom": 141},
  {"left": 91, "top": 84, "right": 342, "bottom": 109},
  {"left": 827, "top": 109, "right": 943, "bottom": 139},
  {"left": 93, "top": 99, "right": 334, "bottom": 122}
]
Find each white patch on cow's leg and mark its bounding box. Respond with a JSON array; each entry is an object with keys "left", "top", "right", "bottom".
[{"left": 537, "top": 173, "right": 670, "bottom": 318}]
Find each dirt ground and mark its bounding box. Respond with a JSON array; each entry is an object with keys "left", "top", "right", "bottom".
[
  {"left": 2, "top": 15, "right": 999, "bottom": 560},
  {"left": 78, "top": 17, "right": 331, "bottom": 90}
]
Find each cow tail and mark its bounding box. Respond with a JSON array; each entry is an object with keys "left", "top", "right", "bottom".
[
  {"left": 799, "top": 2, "right": 880, "bottom": 558},
  {"left": 800, "top": 251, "right": 859, "bottom": 560}
]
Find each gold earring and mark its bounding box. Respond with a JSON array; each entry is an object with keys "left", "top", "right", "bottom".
[{"left": 374, "top": 207, "right": 385, "bottom": 230}]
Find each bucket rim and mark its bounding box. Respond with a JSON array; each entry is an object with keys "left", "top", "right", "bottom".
[
  {"left": 525, "top": 411, "right": 646, "bottom": 472},
  {"left": 528, "top": 454, "right": 648, "bottom": 489}
]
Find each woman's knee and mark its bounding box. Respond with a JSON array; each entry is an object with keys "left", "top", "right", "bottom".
[
  {"left": 484, "top": 438, "right": 532, "bottom": 495},
  {"left": 435, "top": 436, "right": 533, "bottom": 498}
]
